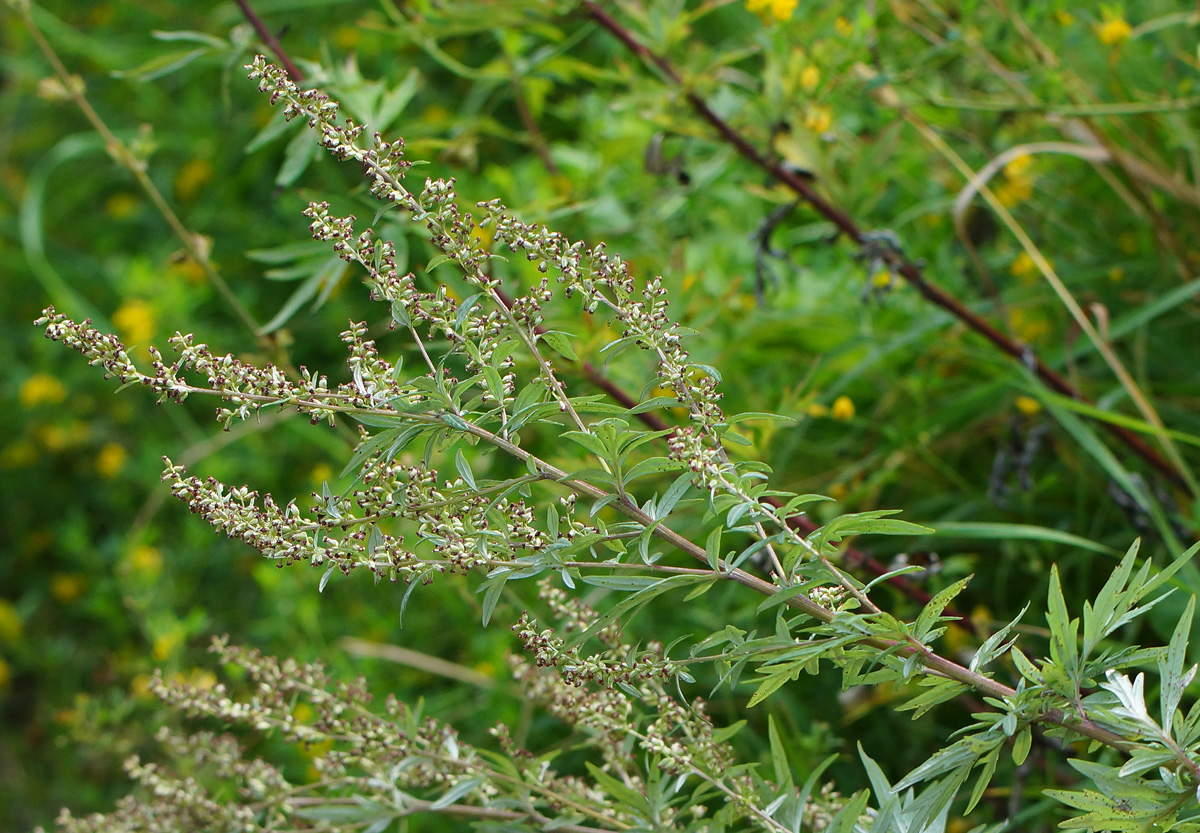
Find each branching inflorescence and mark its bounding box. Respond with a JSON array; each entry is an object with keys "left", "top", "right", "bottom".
[{"left": 39, "top": 56, "right": 1200, "bottom": 833}]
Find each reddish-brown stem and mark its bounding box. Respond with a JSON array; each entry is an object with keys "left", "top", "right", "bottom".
[
  {"left": 234, "top": 0, "right": 305, "bottom": 82},
  {"left": 580, "top": 0, "right": 1190, "bottom": 496}
]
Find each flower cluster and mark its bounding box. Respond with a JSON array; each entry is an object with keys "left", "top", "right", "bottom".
[
  {"left": 514, "top": 611, "right": 674, "bottom": 688},
  {"left": 480, "top": 200, "right": 724, "bottom": 428}
]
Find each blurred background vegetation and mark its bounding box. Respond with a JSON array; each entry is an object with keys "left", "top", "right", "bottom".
[{"left": 3, "top": 0, "right": 1199, "bottom": 829}]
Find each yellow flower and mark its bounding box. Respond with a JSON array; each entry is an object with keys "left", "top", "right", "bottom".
[
  {"left": 334, "top": 25, "right": 362, "bottom": 50},
  {"left": 831, "top": 395, "right": 855, "bottom": 421},
  {"left": 0, "top": 600, "right": 22, "bottom": 644},
  {"left": 19, "top": 373, "right": 67, "bottom": 408},
  {"left": 747, "top": 0, "right": 797, "bottom": 23},
  {"left": 771, "top": 0, "right": 798, "bottom": 21},
  {"left": 803, "top": 104, "right": 833, "bottom": 134},
  {"left": 1010, "top": 309, "right": 1050, "bottom": 343},
  {"left": 309, "top": 462, "right": 334, "bottom": 486},
  {"left": 1015, "top": 396, "right": 1042, "bottom": 415},
  {"left": 835, "top": 16, "right": 854, "bottom": 36},
  {"left": 300, "top": 738, "right": 335, "bottom": 759},
  {"left": 113, "top": 299, "right": 156, "bottom": 346},
  {"left": 129, "top": 673, "right": 154, "bottom": 699},
  {"left": 0, "top": 657, "right": 10, "bottom": 693},
  {"left": 190, "top": 669, "right": 217, "bottom": 690},
  {"left": 806, "top": 402, "right": 829, "bottom": 418},
  {"left": 152, "top": 631, "right": 182, "bottom": 662},
  {"left": 173, "top": 158, "right": 213, "bottom": 202},
  {"left": 828, "top": 482, "right": 848, "bottom": 501},
  {"left": 1009, "top": 251, "right": 1037, "bottom": 282},
  {"left": 36, "top": 421, "right": 90, "bottom": 452},
  {"left": 994, "top": 177, "right": 1033, "bottom": 207},
  {"left": 1055, "top": 9, "right": 1074, "bottom": 25},
  {"left": 1096, "top": 13, "right": 1132, "bottom": 45},
  {"left": 127, "top": 544, "right": 163, "bottom": 578},
  {"left": 104, "top": 192, "right": 141, "bottom": 220},
  {"left": 50, "top": 573, "right": 86, "bottom": 604},
  {"left": 1107, "top": 266, "right": 1125, "bottom": 282},
  {"left": 1004, "top": 154, "right": 1033, "bottom": 179},
  {"left": 96, "top": 441, "right": 128, "bottom": 479},
  {"left": 799, "top": 65, "right": 821, "bottom": 92}
]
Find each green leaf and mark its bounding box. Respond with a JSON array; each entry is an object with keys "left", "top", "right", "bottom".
[
  {"left": 586, "top": 762, "right": 649, "bottom": 811},
  {"left": 896, "top": 677, "right": 968, "bottom": 719},
  {"left": 1046, "top": 565, "right": 1080, "bottom": 679},
  {"left": 623, "top": 456, "right": 684, "bottom": 484},
  {"left": 965, "top": 747, "right": 1000, "bottom": 814},
  {"left": 768, "top": 716, "right": 793, "bottom": 791},
  {"left": 539, "top": 330, "right": 579, "bottom": 361},
  {"left": 1159, "top": 594, "right": 1196, "bottom": 737},
  {"left": 429, "top": 777, "right": 484, "bottom": 810},
  {"left": 561, "top": 430, "right": 610, "bottom": 458},
  {"left": 930, "top": 522, "right": 1121, "bottom": 556},
  {"left": 112, "top": 47, "right": 213, "bottom": 82},
  {"left": 811, "top": 510, "right": 932, "bottom": 551},
  {"left": 913, "top": 576, "right": 970, "bottom": 643},
  {"left": 652, "top": 472, "right": 693, "bottom": 520},
  {"left": 971, "top": 604, "right": 1028, "bottom": 672},
  {"left": 1012, "top": 726, "right": 1032, "bottom": 765},
  {"left": 704, "top": 525, "right": 724, "bottom": 570},
  {"left": 627, "top": 395, "right": 679, "bottom": 415},
  {"left": 276, "top": 126, "right": 319, "bottom": 188},
  {"left": 454, "top": 448, "right": 476, "bottom": 490},
  {"left": 825, "top": 789, "right": 871, "bottom": 833}
]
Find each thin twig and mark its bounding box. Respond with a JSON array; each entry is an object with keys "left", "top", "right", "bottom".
[{"left": 233, "top": 0, "right": 305, "bottom": 82}]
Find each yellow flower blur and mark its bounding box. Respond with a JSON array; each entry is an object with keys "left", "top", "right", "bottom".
[
  {"left": 127, "top": 544, "right": 163, "bottom": 578},
  {"left": 800, "top": 65, "right": 821, "bottom": 92},
  {"left": 1015, "top": 396, "right": 1042, "bottom": 415},
  {"left": 804, "top": 105, "right": 833, "bottom": 134},
  {"left": 831, "top": 395, "right": 855, "bottom": 421},
  {"left": 50, "top": 573, "right": 86, "bottom": 604},
  {"left": 20, "top": 373, "right": 68, "bottom": 408},
  {"left": 113, "top": 299, "right": 156, "bottom": 346},
  {"left": 96, "top": 441, "right": 128, "bottom": 478},
  {"left": 104, "top": 192, "right": 141, "bottom": 220},
  {"left": 1010, "top": 309, "right": 1050, "bottom": 343},
  {"left": 1010, "top": 251, "right": 1037, "bottom": 281},
  {"left": 173, "top": 158, "right": 213, "bottom": 202},
  {"left": 152, "top": 631, "right": 182, "bottom": 662},
  {"left": 746, "top": 0, "right": 798, "bottom": 23},
  {"left": 1004, "top": 154, "right": 1033, "bottom": 179},
  {"left": 0, "top": 600, "right": 22, "bottom": 643},
  {"left": 1096, "top": 13, "right": 1132, "bottom": 45}
]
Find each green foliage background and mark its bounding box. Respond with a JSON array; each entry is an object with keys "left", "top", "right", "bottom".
[{"left": 3, "top": 0, "right": 1199, "bottom": 829}]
